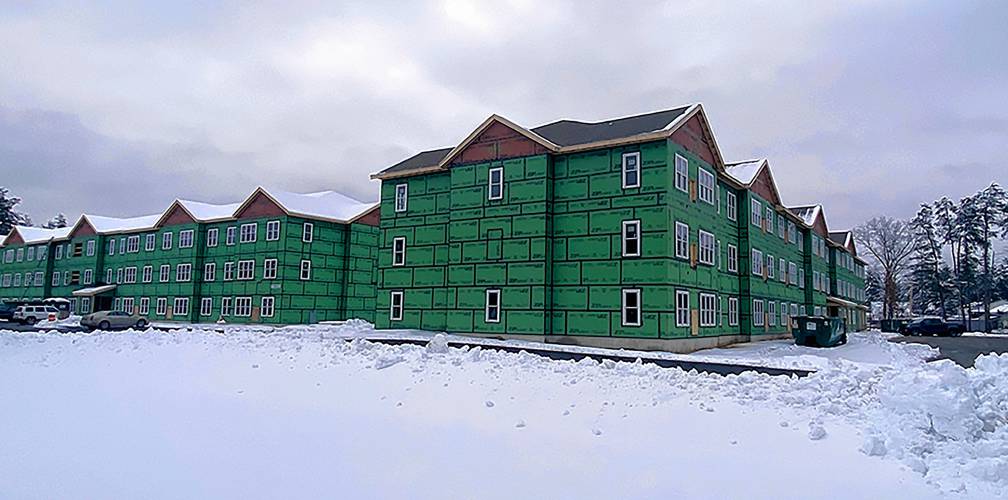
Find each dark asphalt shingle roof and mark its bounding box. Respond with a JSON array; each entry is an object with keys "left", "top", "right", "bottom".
[
  {"left": 378, "top": 147, "right": 453, "bottom": 177},
  {"left": 530, "top": 106, "right": 691, "bottom": 147}
]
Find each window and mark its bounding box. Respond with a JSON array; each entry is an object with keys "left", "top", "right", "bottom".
[
  {"left": 226, "top": 227, "right": 236, "bottom": 246},
  {"left": 777, "top": 214, "right": 785, "bottom": 239},
  {"left": 768, "top": 301, "right": 777, "bottom": 326},
  {"left": 142, "top": 266, "right": 152, "bottom": 283},
  {"left": 392, "top": 237, "right": 406, "bottom": 266},
  {"left": 389, "top": 291, "right": 404, "bottom": 321},
  {"left": 700, "top": 293, "right": 716, "bottom": 327},
  {"left": 3, "top": 249, "right": 11, "bottom": 263},
  {"left": 125, "top": 267, "right": 136, "bottom": 283},
  {"left": 121, "top": 297, "right": 134, "bottom": 314},
  {"left": 159, "top": 265, "right": 170, "bottom": 283},
  {"left": 726, "top": 192, "right": 737, "bottom": 221},
  {"left": 162, "top": 232, "right": 173, "bottom": 250},
  {"left": 200, "top": 297, "right": 213, "bottom": 316},
  {"left": 766, "top": 254, "right": 775, "bottom": 279},
  {"left": 173, "top": 297, "right": 189, "bottom": 316},
  {"left": 622, "top": 220, "right": 640, "bottom": 257},
  {"left": 179, "top": 230, "right": 194, "bottom": 248},
  {"left": 765, "top": 207, "right": 773, "bottom": 232},
  {"left": 64, "top": 272, "right": 71, "bottom": 286},
  {"left": 176, "top": 264, "right": 192, "bottom": 282},
  {"left": 675, "top": 290, "right": 690, "bottom": 327},
  {"left": 107, "top": 240, "right": 114, "bottom": 256},
  {"left": 488, "top": 167, "right": 505, "bottom": 199},
  {"left": 38, "top": 247, "right": 47, "bottom": 260},
  {"left": 206, "top": 228, "right": 218, "bottom": 247},
  {"left": 237, "top": 260, "right": 255, "bottom": 280},
  {"left": 81, "top": 297, "right": 92, "bottom": 314},
  {"left": 698, "top": 168, "right": 715, "bottom": 204},
  {"left": 15, "top": 248, "right": 24, "bottom": 262},
  {"left": 779, "top": 258, "right": 786, "bottom": 283},
  {"left": 83, "top": 269, "right": 93, "bottom": 285},
  {"left": 261, "top": 296, "right": 275, "bottom": 318},
  {"left": 789, "top": 262, "right": 798, "bottom": 285},
  {"left": 221, "top": 297, "right": 232, "bottom": 316},
  {"left": 727, "top": 244, "right": 738, "bottom": 273},
  {"left": 698, "top": 230, "right": 715, "bottom": 265},
  {"left": 300, "top": 259, "right": 312, "bottom": 280},
  {"left": 13, "top": 274, "right": 21, "bottom": 287},
  {"left": 729, "top": 297, "right": 739, "bottom": 326},
  {"left": 266, "top": 221, "right": 281, "bottom": 241},
  {"left": 119, "top": 238, "right": 125, "bottom": 254},
  {"left": 127, "top": 235, "right": 139, "bottom": 253},
  {"left": 788, "top": 222, "right": 796, "bottom": 244},
  {"left": 116, "top": 268, "right": 123, "bottom": 284},
  {"left": 799, "top": 268, "right": 805, "bottom": 288},
  {"left": 204, "top": 262, "right": 216, "bottom": 281},
  {"left": 105, "top": 268, "right": 113, "bottom": 284},
  {"left": 302, "top": 223, "right": 313, "bottom": 243},
  {"left": 86, "top": 240, "right": 95, "bottom": 256},
  {"left": 240, "top": 223, "right": 257, "bottom": 243},
  {"left": 264, "top": 259, "right": 278, "bottom": 279},
  {"left": 2, "top": 274, "right": 10, "bottom": 287},
  {"left": 813, "top": 271, "right": 820, "bottom": 291},
  {"left": 622, "top": 152, "right": 641, "bottom": 189},
  {"left": 394, "top": 184, "right": 408, "bottom": 213},
  {"left": 138, "top": 297, "right": 149, "bottom": 315},
  {"left": 34, "top": 271, "right": 43, "bottom": 285},
  {"left": 753, "top": 299, "right": 765, "bottom": 326},
  {"left": 485, "top": 289, "right": 501, "bottom": 323},
  {"left": 156, "top": 298, "right": 167, "bottom": 316},
  {"left": 751, "top": 199, "right": 762, "bottom": 227},
  {"left": 790, "top": 303, "right": 799, "bottom": 319},
  {"left": 145, "top": 234, "right": 155, "bottom": 251},
  {"left": 234, "top": 297, "right": 252, "bottom": 317},
  {"left": 223, "top": 262, "right": 234, "bottom": 281},
  {"left": 26, "top": 246, "right": 35, "bottom": 261},
  {"left": 752, "top": 249, "right": 763, "bottom": 276},
  {"left": 621, "top": 289, "right": 641, "bottom": 327},
  {"left": 674, "top": 153, "right": 688, "bottom": 192},
  {"left": 674, "top": 222, "right": 689, "bottom": 259}
]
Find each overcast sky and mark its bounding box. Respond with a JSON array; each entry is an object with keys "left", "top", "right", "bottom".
[{"left": 1, "top": 1, "right": 1005, "bottom": 230}]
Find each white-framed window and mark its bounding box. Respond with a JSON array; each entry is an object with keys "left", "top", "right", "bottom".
[
  {"left": 622, "top": 152, "right": 641, "bottom": 189},
  {"left": 120, "top": 297, "right": 134, "bottom": 314},
  {"left": 263, "top": 259, "right": 278, "bottom": 279},
  {"left": 223, "top": 262, "right": 234, "bottom": 281},
  {"left": 240, "top": 223, "right": 257, "bottom": 243},
  {"left": 777, "top": 214, "right": 785, "bottom": 239},
  {"left": 237, "top": 260, "right": 255, "bottom": 280},
  {"left": 63, "top": 271, "right": 71, "bottom": 286},
  {"left": 813, "top": 271, "right": 821, "bottom": 291},
  {"left": 2, "top": 274, "right": 10, "bottom": 287},
  {"left": 698, "top": 230, "right": 715, "bottom": 265},
  {"left": 106, "top": 240, "right": 114, "bottom": 256},
  {"left": 799, "top": 267, "right": 805, "bottom": 288},
  {"left": 142, "top": 266, "right": 152, "bottom": 283},
  {"left": 34, "top": 271, "right": 43, "bottom": 285},
  {"left": 143, "top": 233, "right": 154, "bottom": 251},
  {"left": 116, "top": 268, "right": 123, "bottom": 284},
  {"left": 779, "top": 258, "right": 786, "bottom": 283},
  {"left": 125, "top": 267, "right": 137, "bottom": 283},
  {"left": 83, "top": 269, "right": 93, "bottom": 285},
  {"left": 300, "top": 259, "right": 312, "bottom": 280},
  {"left": 753, "top": 299, "right": 765, "bottom": 326},
  {"left": 173, "top": 297, "right": 189, "bottom": 316},
  {"left": 302, "top": 223, "right": 313, "bottom": 243},
  {"left": 789, "top": 262, "right": 798, "bottom": 285},
  {"left": 206, "top": 228, "right": 218, "bottom": 247},
  {"left": 221, "top": 297, "right": 232, "bottom": 316},
  {"left": 179, "top": 230, "right": 194, "bottom": 248},
  {"left": 622, "top": 220, "right": 641, "bottom": 257},
  {"left": 234, "top": 297, "right": 252, "bottom": 317},
  {"left": 204, "top": 262, "right": 216, "bottom": 281},
  {"left": 13, "top": 273, "right": 21, "bottom": 287},
  {"left": 788, "top": 222, "right": 796, "bottom": 244},
  {"left": 104, "top": 268, "right": 112, "bottom": 284},
  {"left": 767, "top": 254, "right": 775, "bottom": 279},
  {"left": 699, "top": 293, "right": 716, "bottom": 327},
  {"left": 176, "top": 263, "right": 192, "bottom": 282},
  {"left": 138, "top": 297, "right": 149, "bottom": 315},
  {"left": 488, "top": 166, "right": 504, "bottom": 199},
  {"left": 79, "top": 297, "right": 91, "bottom": 314},
  {"left": 765, "top": 207, "right": 773, "bottom": 232},
  {"left": 727, "top": 244, "right": 738, "bottom": 273},
  {"left": 394, "top": 184, "right": 408, "bottom": 213},
  {"left": 85, "top": 240, "right": 95, "bottom": 256},
  {"left": 266, "top": 221, "right": 281, "bottom": 241},
  {"left": 768, "top": 301, "right": 777, "bottom": 326},
  {"left": 389, "top": 291, "right": 404, "bottom": 321},
  {"left": 15, "top": 248, "right": 24, "bottom": 262},
  {"left": 38, "top": 247, "right": 47, "bottom": 261},
  {"left": 261, "top": 296, "right": 275, "bottom": 318},
  {"left": 226, "top": 227, "right": 236, "bottom": 246},
  {"left": 118, "top": 237, "right": 125, "bottom": 254},
  {"left": 728, "top": 297, "right": 739, "bottom": 326},
  {"left": 162, "top": 232, "right": 172, "bottom": 250},
  {"left": 751, "top": 199, "right": 762, "bottom": 227},
  {"left": 698, "top": 168, "right": 715, "bottom": 204},
  {"left": 790, "top": 303, "right": 799, "bottom": 319},
  {"left": 674, "top": 221, "right": 689, "bottom": 259},
  {"left": 156, "top": 297, "right": 167, "bottom": 316},
  {"left": 674, "top": 153, "right": 688, "bottom": 192},
  {"left": 726, "top": 191, "right": 737, "bottom": 221},
  {"left": 159, "top": 264, "right": 170, "bottom": 283},
  {"left": 200, "top": 297, "right": 213, "bottom": 316},
  {"left": 124, "top": 235, "right": 137, "bottom": 253},
  {"left": 392, "top": 237, "right": 406, "bottom": 266},
  {"left": 485, "top": 289, "right": 501, "bottom": 323},
  {"left": 26, "top": 246, "right": 34, "bottom": 261},
  {"left": 675, "top": 290, "right": 690, "bottom": 327},
  {"left": 752, "top": 249, "right": 763, "bottom": 276},
  {"left": 621, "top": 288, "right": 641, "bottom": 327}
]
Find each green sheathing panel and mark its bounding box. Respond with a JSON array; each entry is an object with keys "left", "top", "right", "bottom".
[
  {"left": 743, "top": 199, "right": 805, "bottom": 336},
  {"left": 0, "top": 242, "right": 54, "bottom": 301},
  {"left": 803, "top": 231, "right": 829, "bottom": 315},
  {"left": 830, "top": 247, "right": 865, "bottom": 329},
  {"left": 50, "top": 237, "right": 103, "bottom": 309},
  {"left": 345, "top": 223, "right": 379, "bottom": 322},
  {"left": 376, "top": 171, "right": 452, "bottom": 330}
]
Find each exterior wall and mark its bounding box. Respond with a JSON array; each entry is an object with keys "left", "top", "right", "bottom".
[
  {"left": 830, "top": 246, "right": 867, "bottom": 330},
  {"left": 0, "top": 242, "right": 52, "bottom": 301},
  {"left": 806, "top": 231, "right": 830, "bottom": 315},
  {"left": 741, "top": 193, "right": 805, "bottom": 337},
  {"left": 50, "top": 236, "right": 103, "bottom": 310}
]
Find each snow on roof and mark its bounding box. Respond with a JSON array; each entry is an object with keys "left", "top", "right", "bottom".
[
  {"left": 177, "top": 200, "right": 241, "bottom": 221},
  {"left": 261, "top": 188, "right": 378, "bottom": 223},
  {"left": 724, "top": 159, "right": 765, "bottom": 185},
  {"left": 7, "top": 225, "right": 71, "bottom": 244},
  {"left": 83, "top": 213, "right": 162, "bottom": 234},
  {"left": 789, "top": 205, "right": 821, "bottom": 226}
]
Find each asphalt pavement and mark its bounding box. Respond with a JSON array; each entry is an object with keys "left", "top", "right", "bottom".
[{"left": 890, "top": 334, "right": 1008, "bottom": 368}]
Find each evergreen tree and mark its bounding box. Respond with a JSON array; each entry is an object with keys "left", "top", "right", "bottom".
[
  {"left": 0, "top": 187, "right": 31, "bottom": 235},
  {"left": 909, "top": 203, "right": 947, "bottom": 317},
  {"left": 42, "top": 213, "right": 68, "bottom": 229},
  {"left": 972, "top": 183, "right": 1007, "bottom": 331}
]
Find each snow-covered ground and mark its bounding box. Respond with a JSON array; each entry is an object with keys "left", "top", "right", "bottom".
[{"left": 2, "top": 324, "right": 1006, "bottom": 499}]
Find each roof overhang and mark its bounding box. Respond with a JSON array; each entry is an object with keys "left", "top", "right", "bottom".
[
  {"left": 827, "top": 295, "right": 867, "bottom": 310},
  {"left": 72, "top": 284, "right": 116, "bottom": 297}
]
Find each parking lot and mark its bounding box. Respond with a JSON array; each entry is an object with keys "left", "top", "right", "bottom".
[{"left": 891, "top": 334, "right": 1008, "bottom": 368}]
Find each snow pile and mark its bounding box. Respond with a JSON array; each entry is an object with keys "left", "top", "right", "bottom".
[{"left": 33, "top": 314, "right": 82, "bottom": 329}]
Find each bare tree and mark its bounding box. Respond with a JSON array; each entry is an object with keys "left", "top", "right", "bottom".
[{"left": 855, "top": 216, "right": 914, "bottom": 319}]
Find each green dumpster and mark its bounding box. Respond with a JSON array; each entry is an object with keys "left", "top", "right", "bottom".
[{"left": 791, "top": 316, "right": 848, "bottom": 347}]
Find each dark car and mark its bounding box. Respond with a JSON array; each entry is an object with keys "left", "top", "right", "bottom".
[
  {"left": 900, "top": 317, "right": 965, "bottom": 337},
  {"left": 0, "top": 302, "right": 16, "bottom": 321}
]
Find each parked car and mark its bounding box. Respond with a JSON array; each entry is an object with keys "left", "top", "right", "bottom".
[
  {"left": 0, "top": 302, "right": 17, "bottom": 321},
  {"left": 81, "top": 310, "right": 149, "bottom": 331},
  {"left": 900, "top": 317, "right": 965, "bottom": 337},
  {"left": 12, "top": 305, "right": 60, "bottom": 325}
]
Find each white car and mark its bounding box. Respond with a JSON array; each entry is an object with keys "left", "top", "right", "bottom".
[{"left": 12, "top": 305, "right": 60, "bottom": 325}]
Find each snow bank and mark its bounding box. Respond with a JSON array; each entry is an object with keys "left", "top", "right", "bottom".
[{"left": 33, "top": 314, "right": 82, "bottom": 330}]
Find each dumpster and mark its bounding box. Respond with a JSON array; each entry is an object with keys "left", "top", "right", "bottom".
[
  {"left": 880, "top": 318, "right": 911, "bottom": 333},
  {"left": 791, "top": 316, "right": 848, "bottom": 347}
]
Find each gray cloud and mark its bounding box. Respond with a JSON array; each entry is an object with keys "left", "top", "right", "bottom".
[{"left": 0, "top": 1, "right": 1005, "bottom": 230}]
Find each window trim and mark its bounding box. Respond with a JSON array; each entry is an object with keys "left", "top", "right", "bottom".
[
  {"left": 389, "top": 291, "right": 404, "bottom": 321},
  {"left": 674, "top": 221, "right": 689, "bottom": 259},
  {"left": 261, "top": 296, "right": 275, "bottom": 318},
  {"left": 392, "top": 237, "right": 406, "bottom": 266},
  {"left": 674, "top": 153, "right": 688, "bottom": 193},
  {"left": 621, "top": 288, "right": 642, "bottom": 327},
  {"left": 394, "top": 184, "right": 408, "bottom": 213},
  {"left": 697, "top": 168, "right": 715, "bottom": 204},
  {"left": 621, "top": 151, "right": 641, "bottom": 189},
  {"left": 728, "top": 297, "right": 739, "bottom": 326},
  {"left": 484, "top": 289, "right": 501, "bottom": 323},
  {"left": 621, "top": 220, "right": 641, "bottom": 258},
  {"left": 488, "top": 166, "right": 504, "bottom": 200},
  {"left": 699, "top": 292, "right": 716, "bottom": 327},
  {"left": 727, "top": 244, "right": 738, "bottom": 273},
  {"left": 299, "top": 259, "right": 312, "bottom": 281},
  {"left": 675, "top": 290, "right": 690, "bottom": 327},
  {"left": 302, "top": 223, "right": 314, "bottom": 243},
  {"left": 698, "top": 230, "right": 715, "bottom": 266},
  {"left": 265, "top": 220, "right": 281, "bottom": 241},
  {"left": 162, "top": 231, "right": 173, "bottom": 250},
  {"left": 726, "top": 191, "right": 737, "bottom": 221},
  {"left": 206, "top": 228, "right": 219, "bottom": 247}
]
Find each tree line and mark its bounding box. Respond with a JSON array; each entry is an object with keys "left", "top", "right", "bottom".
[
  {"left": 0, "top": 187, "right": 69, "bottom": 236},
  {"left": 855, "top": 183, "right": 1007, "bottom": 330}
]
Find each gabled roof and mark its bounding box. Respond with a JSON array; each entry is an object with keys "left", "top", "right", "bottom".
[
  {"left": 1, "top": 225, "right": 71, "bottom": 246},
  {"left": 372, "top": 103, "right": 725, "bottom": 179},
  {"left": 235, "top": 187, "right": 379, "bottom": 224},
  {"left": 726, "top": 158, "right": 787, "bottom": 209},
  {"left": 82, "top": 213, "right": 162, "bottom": 235},
  {"left": 789, "top": 205, "right": 822, "bottom": 227},
  {"left": 154, "top": 199, "right": 241, "bottom": 227}
]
